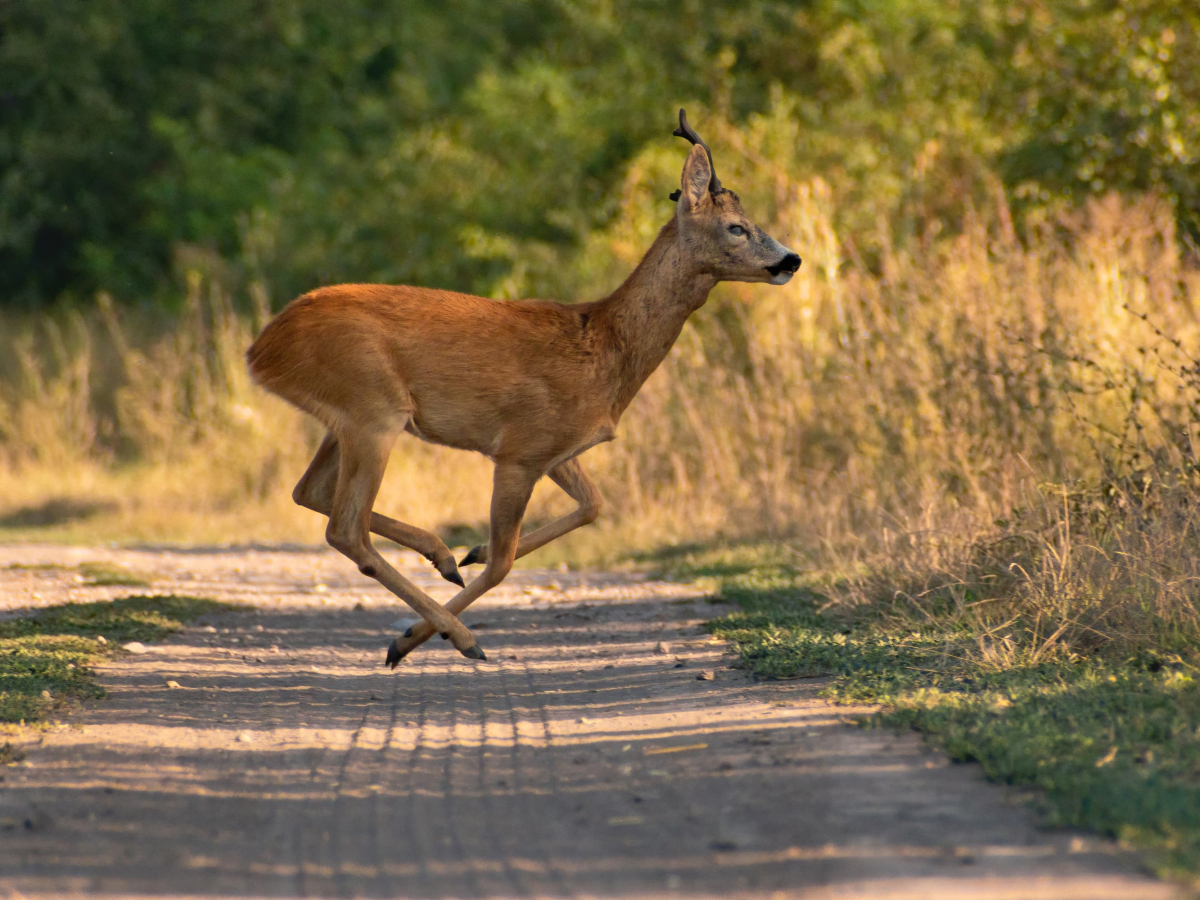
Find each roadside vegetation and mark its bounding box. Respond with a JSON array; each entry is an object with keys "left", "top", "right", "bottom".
[
  {"left": 0, "top": 595, "right": 231, "bottom": 725},
  {"left": 656, "top": 521, "right": 1200, "bottom": 885}
]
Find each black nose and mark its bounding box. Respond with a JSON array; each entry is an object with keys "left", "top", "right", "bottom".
[{"left": 767, "top": 252, "right": 802, "bottom": 277}]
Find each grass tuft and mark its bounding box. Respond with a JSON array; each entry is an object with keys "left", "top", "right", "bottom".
[
  {"left": 0, "top": 595, "right": 232, "bottom": 723},
  {"left": 6, "top": 562, "right": 152, "bottom": 586},
  {"left": 76, "top": 562, "right": 150, "bottom": 586}
]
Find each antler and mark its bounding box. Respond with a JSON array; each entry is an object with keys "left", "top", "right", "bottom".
[{"left": 668, "top": 108, "right": 722, "bottom": 201}]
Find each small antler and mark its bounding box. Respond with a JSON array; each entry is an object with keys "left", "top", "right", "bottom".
[{"left": 668, "top": 108, "right": 722, "bottom": 201}]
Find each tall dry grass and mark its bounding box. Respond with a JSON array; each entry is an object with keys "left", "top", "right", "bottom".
[{"left": 2, "top": 137, "right": 1200, "bottom": 656}]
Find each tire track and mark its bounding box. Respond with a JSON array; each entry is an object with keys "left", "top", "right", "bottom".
[{"left": 470, "top": 661, "right": 526, "bottom": 899}]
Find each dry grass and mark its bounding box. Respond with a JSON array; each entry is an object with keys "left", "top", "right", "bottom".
[{"left": 2, "top": 133, "right": 1200, "bottom": 661}]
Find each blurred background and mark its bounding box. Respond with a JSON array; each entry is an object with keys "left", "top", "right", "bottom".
[{"left": 1, "top": 0, "right": 1198, "bottom": 578}]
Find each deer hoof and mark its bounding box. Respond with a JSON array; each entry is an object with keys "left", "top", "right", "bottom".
[
  {"left": 435, "top": 557, "right": 466, "bottom": 587},
  {"left": 460, "top": 643, "right": 487, "bottom": 661},
  {"left": 385, "top": 640, "right": 409, "bottom": 670},
  {"left": 460, "top": 544, "right": 487, "bottom": 566}
]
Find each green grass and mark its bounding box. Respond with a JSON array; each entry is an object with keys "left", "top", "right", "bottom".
[
  {"left": 0, "top": 595, "right": 232, "bottom": 724},
  {"left": 651, "top": 543, "right": 1200, "bottom": 887},
  {"left": 75, "top": 562, "right": 151, "bottom": 586},
  {"left": 6, "top": 561, "right": 151, "bottom": 586}
]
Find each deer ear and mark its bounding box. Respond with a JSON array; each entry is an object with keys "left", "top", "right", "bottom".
[{"left": 679, "top": 144, "right": 713, "bottom": 212}]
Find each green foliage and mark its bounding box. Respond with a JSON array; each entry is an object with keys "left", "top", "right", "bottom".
[
  {"left": 0, "top": 594, "right": 231, "bottom": 722},
  {"left": 682, "top": 543, "right": 1200, "bottom": 884},
  {"left": 3, "top": 0, "right": 1196, "bottom": 307}
]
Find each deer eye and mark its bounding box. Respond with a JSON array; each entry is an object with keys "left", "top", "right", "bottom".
[{"left": 728, "top": 225, "right": 747, "bottom": 237}]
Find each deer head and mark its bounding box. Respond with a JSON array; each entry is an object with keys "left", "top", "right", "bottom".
[{"left": 670, "top": 109, "right": 801, "bottom": 285}]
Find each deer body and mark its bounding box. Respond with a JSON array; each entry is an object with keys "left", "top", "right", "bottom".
[
  {"left": 252, "top": 286, "right": 616, "bottom": 464},
  {"left": 247, "top": 111, "right": 800, "bottom": 665}
]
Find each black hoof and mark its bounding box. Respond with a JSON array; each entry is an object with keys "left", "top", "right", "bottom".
[
  {"left": 460, "top": 545, "right": 486, "bottom": 567},
  {"left": 461, "top": 644, "right": 487, "bottom": 661},
  {"left": 385, "top": 640, "right": 407, "bottom": 670},
  {"left": 436, "top": 557, "right": 466, "bottom": 587}
]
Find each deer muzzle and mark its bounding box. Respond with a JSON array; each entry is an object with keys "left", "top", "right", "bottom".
[{"left": 766, "top": 251, "right": 802, "bottom": 284}]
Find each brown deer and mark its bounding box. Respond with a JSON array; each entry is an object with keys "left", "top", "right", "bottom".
[{"left": 246, "top": 110, "right": 800, "bottom": 666}]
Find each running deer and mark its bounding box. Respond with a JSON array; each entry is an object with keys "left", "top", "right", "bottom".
[{"left": 246, "top": 110, "right": 801, "bottom": 666}]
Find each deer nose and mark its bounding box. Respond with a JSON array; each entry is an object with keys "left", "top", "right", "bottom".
[{"left": 767, "top": 252, "right": 802, "bottom": 277}]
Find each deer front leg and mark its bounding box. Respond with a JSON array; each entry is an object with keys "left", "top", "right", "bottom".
[
  {"left": 324, "top": 429, "right": 484, "bottom": 660},
  {"left": 295, "top": 433, "right": 465, "bottom": 587},
  {"left": 459, "top": 457, "right": 602, "bottom": 567},
  {"left": 386, "top": 461, "right": 537, "bottom": 668}
]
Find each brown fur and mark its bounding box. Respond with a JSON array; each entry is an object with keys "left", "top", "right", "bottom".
[{"left": 246, "top": 141, "right": 800, "bottom": 664}]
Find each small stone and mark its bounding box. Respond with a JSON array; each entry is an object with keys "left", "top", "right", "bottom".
[
  {"left": 235, "top": 732, "right": 255, "bottom": 743},
  {"left": 201, "top": 625, "right": 217, "bottom": 633},
  {"left": 165, "top": 680, "right": 182, "bottom": 690},
  {"left": 95, "top": 635, "right": 107, "bottom": 645},
  {"left": 254, "top": 624, "right": 264, "bottom": 633},
  {"left": 697, "top": 670, "right": 715, "bottom": 681},
  {"left": 121, "top": 641, "right": 147, "bottom": 654},
  {"left": 40, "top": 690, "right": 52, "bottom": 701},
  {"left": 654, "top": 641, "right": 671, "bottom": 655}
]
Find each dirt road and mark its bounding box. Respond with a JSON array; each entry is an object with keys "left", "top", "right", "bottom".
[{"left": 0, "top": 546, "right": 1177, "bottom": 899}]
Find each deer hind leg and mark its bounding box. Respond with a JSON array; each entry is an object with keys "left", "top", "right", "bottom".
[
  {"left": 294, "top": 433, "right": 465, "bottom": 587},
  {"left": 386, "top": 461, "right": 538, "bottom": 668},
  {"left": 324, "top": 428, "right": 484, "bottom": 661},
  {"left": 460, "top": 457, "right": 602, "bottom": 567}
]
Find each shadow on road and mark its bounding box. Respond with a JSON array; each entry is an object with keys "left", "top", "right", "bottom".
[{"left": 0, "top": 596, "right": 1170, "bottom": 899}]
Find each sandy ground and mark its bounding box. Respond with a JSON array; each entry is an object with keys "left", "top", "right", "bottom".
[{"left": 0, "top": 545, "right": 1179, "bottom": 900}]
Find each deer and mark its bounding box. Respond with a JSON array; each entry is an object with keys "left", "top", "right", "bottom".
[{"left": 246, "top": 110, "right": 801, "bottom": 667}]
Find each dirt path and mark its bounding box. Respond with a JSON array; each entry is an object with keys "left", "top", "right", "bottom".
[{"left": 0, "top": 546, "right": 1177, "bottom": 899}]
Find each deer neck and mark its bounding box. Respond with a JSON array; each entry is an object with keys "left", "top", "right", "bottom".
[{"left": 595, "top": 217, "right": 716, "bottom": 417}]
